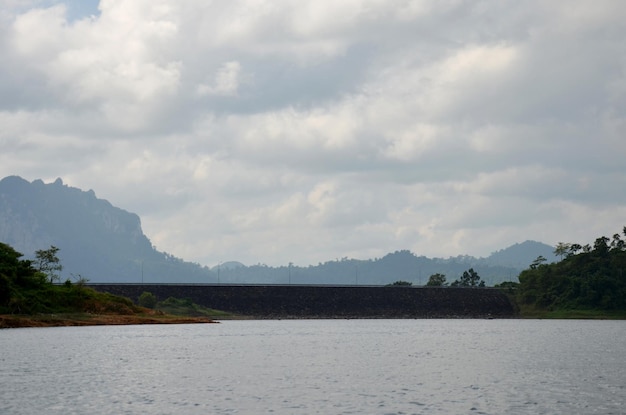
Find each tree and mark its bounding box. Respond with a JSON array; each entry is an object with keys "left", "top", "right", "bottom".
[
  {"left": 34, "top": 246, "right": 63, "bottom": 283},
  {"left": 529, "top": 255, "right": 547, "bottom": 270},
  {"left": 554, "top": 242, "right": 571, "bottom": 260},
  {"left": 0, "top": 243, "right": 25, "bottom": 305},
  {"left": 610, "top": 233, "right": 625, "bottom": 251},
  {"left": 568, "top": 243, "right": 582, "bottom": 257},
  {"left": 494, "top": 281, "right": 519, "bottom": 289},
  {"left": 451, "top": 268, "right": 485, "bottom": 287},
  {"left": 426, "top": 273, "right": 447, "bottom": 286},
  {"left": 388, "top": 280, "right": 412, "bottom": 286},
  {"left": 0, "top": 242, "right": 48, "bottom": 311},
  {"left": 138, "top": 291, "right": 157, "bottom": 308},
  {"left": 593, "top": 236, "right": 610, "bottom": 256}
]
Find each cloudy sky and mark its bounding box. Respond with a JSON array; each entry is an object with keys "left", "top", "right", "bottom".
[{"left": 1, "top": 1, "right": 625, "bottom": 267}]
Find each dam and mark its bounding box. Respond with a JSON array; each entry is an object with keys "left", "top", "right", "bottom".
[{"left": 89, "top": 284, "right": 518, "bottom": 318}]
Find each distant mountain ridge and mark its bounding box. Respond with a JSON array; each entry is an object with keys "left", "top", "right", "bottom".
[{"left": 0, "top": 176, "right": 557, "bottom": 284}]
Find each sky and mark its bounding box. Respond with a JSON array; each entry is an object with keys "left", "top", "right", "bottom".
[{"left": 1, "top": 1, "right": 625, "bottom": 267}]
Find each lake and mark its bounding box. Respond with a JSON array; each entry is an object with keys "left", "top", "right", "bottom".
[{"left": 1, "top": 319, "right": 625, "bottom": 414}]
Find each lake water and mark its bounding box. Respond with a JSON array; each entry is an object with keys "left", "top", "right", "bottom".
[{"left": 1, "top": 319, "right": 625, "bottom": 414}]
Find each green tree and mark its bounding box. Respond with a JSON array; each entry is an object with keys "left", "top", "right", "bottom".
[
  {"left": 0, "top": 242, "right": 48, "bottom": 311},
  {"left": 34, "top": 245, "right": 63, "bottom": 283},
  {"left": 494, "top": 281, "right": 519, "bottom": 289},
  {"left": 593, "top": 236, "right": 610, "bottom": 256},
  {"left": 529, "top": 255, "right": 547, "bottom": 270},
  {"left": 568, "top": 243, "right": 582, "bottom": 257},
  {"left": 387, "top": 280, "right": 412, "bottom": 286},
  {"left": 451, "top": 268, "right": 485, "bottom": 287},
  {"left": 610, "top": 233, "right": 625, "bottom": 251},
  {"left": 0, "top": 243, "right": 21, "bottom": 306},
  {"left": 0, "top": 242, "right": 23, "bottom": 279},
  {"left": 138, "top": 291, "right": 157, "bottom": 308},
  {"left": 554, "top": 242, "right": 571, "bottom": 261},
  {"left": 426, "top": 273, "right": 447, "bottom": 286},
  {"left": 0, "top": 243, "right": 43, "bottom": 287}
]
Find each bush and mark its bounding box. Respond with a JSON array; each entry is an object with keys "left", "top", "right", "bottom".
[
  {"left": 387, "top": 280, "right": 412, "bottom": 286},
  {"left": 138, "top": 291, "right": 157, "bottom": 308}
]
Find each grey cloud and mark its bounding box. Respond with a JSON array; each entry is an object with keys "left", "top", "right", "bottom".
[{"left": 1, "top": 1, "right": 625, "bottom": 266}]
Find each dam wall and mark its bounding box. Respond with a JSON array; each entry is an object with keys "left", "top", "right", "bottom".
[{"left": 89, "top": 284, "right": 518, "bottom": 318}]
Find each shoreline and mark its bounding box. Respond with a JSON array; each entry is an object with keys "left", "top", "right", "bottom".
[
  {"left": 3, "top": 309, "right": 624, "bottom": 328},
  {"left": 0, "top": 313, "right": 217, "bottom": 329}
]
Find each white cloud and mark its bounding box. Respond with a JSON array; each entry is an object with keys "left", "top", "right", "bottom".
[
  {"left": 196, "top": 61, "right": 242, "bottom": 97},
  {"left": 2, "top": 0, "right": 626, "bottom": 267}
]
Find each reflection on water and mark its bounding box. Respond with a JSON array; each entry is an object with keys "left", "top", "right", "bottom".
[{"left": 1, "top": 319, "right": 625, "bottom": 414}]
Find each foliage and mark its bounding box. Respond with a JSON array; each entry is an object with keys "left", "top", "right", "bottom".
[
  {"left": 0, "top": 241, "right": 138, "bottom": 315},
  {"left": 426, "top": 273, "right": 447, "bottom": 286},
  {"left": 387, "top": 280, "right": 412, "bottom": 286},
  {"left": 554, "top": 242, "right": 570, "bottom": 260},
  {"left": 155, "top": 297, "right": 232, "bottom": 318},
  {"left": 450, "top": 268, "right": 485, "bottom": 287},
  {"left": 138, "top": 291, "right": 158, "bottom": 308},
  {"left": 518, "top": 227, "right": 626, "bottom": 311},
  {"left": 1, "top": 242, "right": 43, "bottom": 311},
  {"left": 71, "top": 273, "right": 90, "bottom": 285},
  {"left": 2, "top": 277, "right": 135, "bottom": 315},
  {"left": 494, "top": 281, "right": 519, "bottom": 291},
  {"left": 529, "top": 255, "right": 548, "bottom": 270},
  {"left": 34, "top": 245, "right": 63, "bottom": 283}
]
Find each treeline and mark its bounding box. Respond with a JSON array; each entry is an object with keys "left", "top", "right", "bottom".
[{"left": 517, "top": 227, "right": 626, "bottom": 311}]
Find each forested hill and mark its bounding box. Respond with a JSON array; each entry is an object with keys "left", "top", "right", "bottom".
[
  {"left": 1, "top": 176, "right": 555, "bottom": 284},
  {"left": 517, "top": 230, "right": 626, "bottom": 312}
]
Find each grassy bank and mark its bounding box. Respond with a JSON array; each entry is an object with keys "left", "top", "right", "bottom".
[
  {"left": 518, "top": 305, "right": 626, "bottom": 319},
  {"left": 1, "top": 281, "right": 218, "bottom": 328},
  {"left": 153, "top": 296, "right": 237, "bottom": 319},
  {"left": 0, "top": 312, "right": 215, "bottom": 329}
]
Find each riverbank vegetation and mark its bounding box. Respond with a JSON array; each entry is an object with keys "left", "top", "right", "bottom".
[
  {"left": 139, "top": 292, "right": 236, "bottom": 319},
  {"left": 0, "top": 242, "right": 213, "bottom": 328}
]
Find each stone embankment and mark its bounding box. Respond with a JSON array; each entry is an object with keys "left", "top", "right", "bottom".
[{"left": 90, "top": 284, "right": 517, "bottom": 318}]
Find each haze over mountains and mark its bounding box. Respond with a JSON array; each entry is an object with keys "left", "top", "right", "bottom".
[{"left": 0, "top": 176, "right": 557, "bottom": 285}]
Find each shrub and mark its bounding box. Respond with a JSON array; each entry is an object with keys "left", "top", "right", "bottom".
[{"left": 138, "top": 291, "right": 157, "bottom": 308}]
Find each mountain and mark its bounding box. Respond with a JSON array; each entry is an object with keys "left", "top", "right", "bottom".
[
  {"left": 0, "top": 176, "right": 557, "bottom": 285},
  {"left": 483, "top": 240, "right": 558, "bottom": 268},
  {"left": 214, "top": 247, "right": 556, "bottom": 286},
  {"left": 0, "top": 176, "right": 210, "bottom": 283}
]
